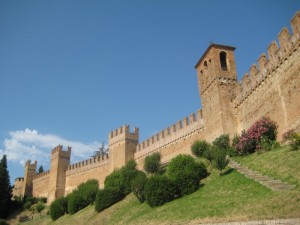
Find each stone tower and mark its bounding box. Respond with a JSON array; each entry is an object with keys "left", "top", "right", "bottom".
[
  {"left": 195, "top": 44, "right": 237, "bottom": 141},
  {"left": 109, "top": 125, "right": 139, "bottom": 171},
  {"left": 47, "top": 145, "right": 71, "bottom": 203},
  {"left": 22, "top": 160, "right": 37, "bottom": 197}
]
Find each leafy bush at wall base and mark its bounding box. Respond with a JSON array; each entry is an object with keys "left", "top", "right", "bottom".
[
  {"left": 283, "top": 129, "right": 300, "bottom": 150},
  {"left": 144, "top": 175, "right": 177, "bottom": 207},
  {"left": 104, "top": 170, "right": 123, "bottom": 192},
  {"left": 236, "top": 117, "right": 278, "bottom": 155},
  {"left": 95, "top": 188, "right": 124, "bottom": 212},
  {"left": 212, "top": 134, "right": 230, "bottom": 151},
  {"left": 144, "top": 152, "right": 161, "bottom": 174},
  {"left": 131, "top": 171, "right": 148, "bottom": 203},
  {"left": 77, "top": 179, "right": 99, "bottom": 205},
  {"left": 68, "top": 192, "right": 86, "bottom": 215},
  {"left": 213, "top": 150, "right": 229, "bottom": 175},
  {"left": 49, "top": 196, "right": 68, "bottom": 221},
  {"left": 105, "top": 160, "right": 140, "bottom": 195},
  {"left": 67, "top": 179, "right": 99, "bottom": 215},
  {"left": 191, "top": 140, "right": 210, "bottom": 158},
  {"left": 167, "top": 154, "right": 208, "bottom": 196}
]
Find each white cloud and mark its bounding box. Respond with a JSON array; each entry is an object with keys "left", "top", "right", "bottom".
[{"left": 0, "top": 129, "right": 100, "bottom": 166}]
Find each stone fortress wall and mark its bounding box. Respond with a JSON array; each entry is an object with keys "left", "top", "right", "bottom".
[{"left": 14, "top": 11, "right": 300, "bottom": 204}]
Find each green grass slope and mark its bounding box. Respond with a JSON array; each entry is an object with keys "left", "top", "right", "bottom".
[{"left": 23, "top": 147, "right": 300, "bottom": 225}]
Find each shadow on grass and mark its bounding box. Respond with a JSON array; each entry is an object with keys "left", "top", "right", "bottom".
[{"left": 222, "top": 168, "right": 234, "bottom": 176}]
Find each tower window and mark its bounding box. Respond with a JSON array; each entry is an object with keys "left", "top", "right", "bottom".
[
  {"left": 204, "top": 61, "right": 208, "bottom": 68},
  {"left": 220, "top": 51, "right": 227, "bottom": 70}
]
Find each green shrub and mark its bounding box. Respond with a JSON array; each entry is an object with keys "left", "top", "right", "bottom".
[
  {"left": 214, "top": 150, "right": 229, "bottom": 175},
  {"left": 105, "top": 161, "right": 139, "bottom": 195},
  {"left": 167, "top": 154, "right": 208, "bottom": 196},
  {"left": 212, "top": 134, "right": 230, "bottom": 151},
  {"left": 191, "top": 140, "right": 210, "bottom": 158},
  {"left": 290, "top": 133, "right": 300, "bottom": 150},
  {"left": 68, "top": 192, "right": 85, "bottom": 215},
  {"left": 0, "top": 219, "right": 8, "bottom": 225},
  {"left": 104, "top": 170, "right": 123, "bottom": 192},
  {"left": 77, "top": 179, "right": 99, "bottom": 205},
  {"left": 35, "top": 201, "right": 45, "bottom": 214},
  {"left": 95, "top": 188, "right": 123, "bottom": 212},
  {"left": 124, "top": 160, "right": 137, "bottom": 170},
  {"left": 49, "top": 196, "right": 68, "bottom": 221},
  {"left": 120, "top": 167, "right": 140, "bottom": 195},
  {"left": 144, "top": 175, "right": 177, "bottom": 207},
  {"left": 203, "top": 146, "right": 215, "bottom": 164},
  {"left": 131, "top": 171, "right": 148, "bottom": 203},
  {"left": 144, "top": 152, "right": 161, "bottom": 174}
]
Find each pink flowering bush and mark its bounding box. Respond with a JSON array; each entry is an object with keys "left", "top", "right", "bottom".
[{"left": 235, "top": 117, "right": 277, "bottom": 155}]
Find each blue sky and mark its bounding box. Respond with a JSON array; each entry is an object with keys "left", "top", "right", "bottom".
[{"left": 1, "top": 0, "right": 299, "bottom": 184}]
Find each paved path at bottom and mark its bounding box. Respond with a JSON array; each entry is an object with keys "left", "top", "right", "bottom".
[{"left": 201, "top": 218, "right": 300, "bottom": 225}]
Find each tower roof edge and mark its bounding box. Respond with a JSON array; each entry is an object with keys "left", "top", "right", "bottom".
[{"left": 195, "top": 43, "right": 236, "bottom": 69}]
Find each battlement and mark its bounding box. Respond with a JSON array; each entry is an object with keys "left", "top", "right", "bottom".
[
  {"left": 109, "top": 125, "right": 139, "bottom": 147},
  {"left": 135, "top": 110, "right": 204, "bottom": 158},
  {"left": 67, "top": 153, "right": 109, "bottom": 171},
  {"left": 25, "top": 160, "right": 37, "bottom": 169},
  {"left": 33, "top": 170, "right": 50, "bottom": 180},
  {"left": 234, "top": 11, "right": 300, "bottom": 107},
  {"left": 51, "top": 145, "right": 72, "bottom": 157}
]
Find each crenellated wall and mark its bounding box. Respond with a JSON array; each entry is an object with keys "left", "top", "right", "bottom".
[
  {"left": 32, "top": 171, "right": 50, "bottom": 198},
  {"left": 13, "top": 11, "right": 300, "bottom": 204},
  {"left": 234, "top": 11, "right": 300, "bottom": 138},
  {"left": 65, "top": 154, "right": 110, "bottom": 194},
  {"left": 134, "top": 110, "right": 205, "bottom": 169}
]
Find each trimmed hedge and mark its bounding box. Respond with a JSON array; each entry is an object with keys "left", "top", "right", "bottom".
[
  {"left": 49, "top": 196, "right": 68, "bottom": 221},
  {"left": 167, "top": 154, "right": 207, "bottom": 196},
  {"left": 95, "top": 188, "right": 123, "bottom": 212},
  {"left": 144, "top": 175, "right": 177, "bottom": 207},
  {"left": 131, "top": 170, "right": 147, "bottom": 203},
  {"left": 104, "top": 161, "right": 139, "bottom": 195},
  {"left": 191, "top": 140, "right": 210, "bottom": 158},
  {"left": 144, "top": 152, "right": 161, "bottom": 174}
]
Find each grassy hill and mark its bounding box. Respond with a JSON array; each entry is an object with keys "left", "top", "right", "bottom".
[{"left": 12, "top": 146, "right": 300, "bottom": 225}]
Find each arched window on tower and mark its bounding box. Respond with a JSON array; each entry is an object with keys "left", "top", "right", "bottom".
[
  {"left": 204, "top": 61, "right": 208, "bottom": 68},
  {"left": 220, "top": 51, "right": 227, "bottom": 70}
]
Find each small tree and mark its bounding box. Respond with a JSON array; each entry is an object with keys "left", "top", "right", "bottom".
[
  {"left": 95, "top": 188, "right": 123, "bottom": 212},
  {"left": 49, "top": 196, "right": 68, "bottom": 221},
  {"left": 131, "top": 171, "right": 147, "bottom": 203},
  {"left": 214, "top": 150, "right": 229, "bottom": 176},
  {"left": 144, "top": 152, "right": 161, "bottom": 174},
  {"left": 0, "top": 155, "right": 12, "bottom": 219},
  {"left": 35, "top": 201, "right": 45, "bottom": 217},
  {"left": 167, "top": 154, "right": 207, "bottom": 196},
  {"left": 212, "top": 134, "right": 230, "bottom": 151},
  {"left": 144, "top": 175, "right": 177, "bottom": 207},
  {"left": 37, "top": 165, "right": 44, "bottom": 174},
  {"left": 191, "top": 140, "right": 210, "bottom": 158}
]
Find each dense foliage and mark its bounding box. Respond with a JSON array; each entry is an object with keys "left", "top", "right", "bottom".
[
  {"left": 131, "top": 171, "right": 147, "bottom": 203},
  {"left": 144, "top": 152, "right": 161, "bottom": 174},
  {"left": 213, "top": 150, "right": 229, "bottom": 175},
  {"left": 49, "top": 196, "right": 68, "bottom": 221},
  {"left": 235, "top": 117, "right": 277, "bottom": 155},
  {"left": 212, "top": 134, "right": 230, "bottom": 151},
  {"left": 191, "top": 140, "right": 210, "bottom": 158},
  {"left": 105, "top": 160, "right": 140, "bottom": 195},
  {"left": 283, "top": 129, "right": 300, "bottom": 150},
  {"left": 95, "top": 188, "right": 123, "bottom": 212},
  {"left": 144, "top": 175, "right": 177, "bottom": 207},
  {"left": 167, "top": 154, "right": 207, "bottom": 196},
  {"left": 0, "top": 155, "right": 12, "bottom": 219}
]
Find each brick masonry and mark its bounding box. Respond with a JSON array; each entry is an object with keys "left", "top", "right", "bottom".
[{"left": 13, "top": 11, "right": 300, "bottom": 204}]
